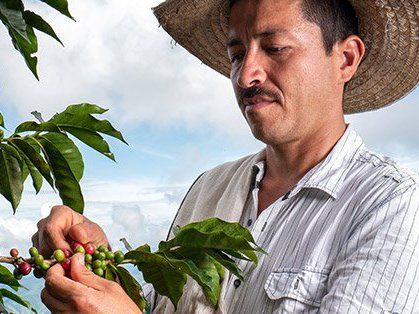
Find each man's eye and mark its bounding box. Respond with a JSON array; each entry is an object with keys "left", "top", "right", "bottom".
[{"left": 266, "top": 47, "right": 286, "bottom": 54}]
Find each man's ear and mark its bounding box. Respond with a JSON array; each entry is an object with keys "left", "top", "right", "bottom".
[{"left": 336, "top": 35, "right": 366, "bottom": 84}]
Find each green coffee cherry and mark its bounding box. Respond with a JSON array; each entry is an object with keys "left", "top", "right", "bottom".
[
  {"left": 34, "top": 254, "right": 44, "bottom": 266},
  {"left": 29, "top": 247, "right": 38, "bottom": 257},
  {"left": 92, "top": 260, "right": 102, "bottom": 269},
  {"left": 93, "top": 250, "right": 102, "bottom": 260},
  {"left": 74, "top": 246, "right": 85, "bottom": 254},
  {"left": 101, "top": 260, "right": 107, "bottom": 270},
  {"left": 114, "top": 251, "right": 124, "bottom": 264},
  {"left": 86, "top": 264, "right": 93, "bottom": 272},
  {"left": 53, "top": 249, "right": 65, "bottom": 262},
  {"left": 97, "top": 245, "right": 108, "bottom": 253},
  {"left": 98, "top": 252, "right": 106, "bottom": 261},
  {"left": 13, "top": 268, "right": 22, "bottom": 280},
  {"left": 33, "top": 267, "right": 45, "bottom": 279},
  {"left": 93, "top": 268, "right": 104, "bottom": 277},
  {"left": 85, "top": 254, "right": 93, "bottom": 263},
  {"left": 41, "top": 261, "right": 51, "bottom": 271},
  {"left": 105, "top": 251, "right": 114, "bottom": 260}
]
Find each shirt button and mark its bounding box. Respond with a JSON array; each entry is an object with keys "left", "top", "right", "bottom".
[
  {"left": 234, "top": 279, "right": 241, "bottom": 288},
  {"left": 247, "top": 219, "right": 252, "bottom": 227}
]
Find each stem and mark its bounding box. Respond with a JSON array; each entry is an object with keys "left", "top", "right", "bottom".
[
  {"left": 119, "top": 259, "right": 137, "bottom": 265},
  {"left": 0, "top": 256, "right": 55, "bottom": 265}
]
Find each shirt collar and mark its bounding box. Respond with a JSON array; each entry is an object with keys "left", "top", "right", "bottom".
[{"left": 251, "top": 124, "right": 365, "bottom": 200}]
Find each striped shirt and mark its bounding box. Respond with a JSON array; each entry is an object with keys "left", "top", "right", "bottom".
[{"left": 222, "top": 125, "right": 419, "bottom": 313}]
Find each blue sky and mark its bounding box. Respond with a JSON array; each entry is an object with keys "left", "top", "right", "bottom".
[{"left": 0, "top": 0, "right": 418, "bottom": 312}]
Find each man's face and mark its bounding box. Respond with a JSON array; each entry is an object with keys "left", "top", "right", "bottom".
[{"left": 227, "top": 0, "right": 342, "bottom": 145}]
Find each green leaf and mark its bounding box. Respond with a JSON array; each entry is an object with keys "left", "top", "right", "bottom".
[
  {"left": 0, "top": 1, "right": 29, "bottom": 41},
  {"left": 58, "top": 103, "right": 108, "bottom": 115},
  {"left": 164, "top": 249, "right": 221, "bottom": 307},
  {"left": 158, "top": 228, "right": 259, "bottom": 264},
  {"left": 20, "top": 156, "right": 29, "bottom": 182},
  {"left": 38, "top": 135, "right": 84, "bottom": 213},
  {"left": 181, "top": 218, "right": 256, "bottom": 245},
  {"left": 0, "top": 265, "right": 20, "bottom": 291},
  {"left": 0, "top": 289, "right": 37, "bottom": 313},
  {"left": 134, "top": 244, "right": 151, "bottom": 252},
  {"left": 210, "top": 257, "right": 225, "bottom": 282},
  {"left": 104, "top": 266, "right": 115, "bottom": 281},
  {"left": 0, "top": 144, "right": 23, "bottom": 212},
  {"left": 116, "top": 266, "right": 148, "bottom": 312},
  {"left": 124, "top": 250, "right": 187, "bottom": 309},
  {"left": 63, "top": 126, "right": 115, "bottom": 161},
  {"left": 9, "top": 25, "right": 38, "bottom": 79},
  {"left": 23, "top": 155, "right": 43, "bottom": 193},
  {"left": 42, "top": 132, "right": 84, "bottom": 182},
  {"left": 22, "top": 10, "right": 62, "bottom": 45},
  {"left": 14, "top": 121, "right": 62, "bottom": 134},
  {"left": 10, "top": 138, "right": 54, "bottom": 189},
  {"left": 0, "top": 113, "right": 5, "bottom": 128},
  {"left": 50, "top": 110, "right": 128, "bottom": 144},
  {"left": 206, "top": 249, "right": 243, "bottom": 281},
  {"left": 40, "top": 0, "right": 74, "bottom": 20}
]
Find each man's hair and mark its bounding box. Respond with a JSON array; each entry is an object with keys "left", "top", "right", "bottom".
[{"left": 228, "top": 0, "right": 360, "bottom": 56}]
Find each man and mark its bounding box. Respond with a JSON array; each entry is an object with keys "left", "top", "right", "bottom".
[{"left": 34, "top": 0, "right": 419, "bottom": 313}]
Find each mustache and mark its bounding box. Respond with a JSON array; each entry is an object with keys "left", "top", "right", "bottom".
[{"left": 238, "top": 86, "right": 281, "bottom": 105}]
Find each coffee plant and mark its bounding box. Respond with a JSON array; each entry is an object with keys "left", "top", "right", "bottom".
[{"left": 0, "top": 104, "right": 262, "bottom": 313}]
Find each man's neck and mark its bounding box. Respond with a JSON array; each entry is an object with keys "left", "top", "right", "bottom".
[{"left": 257, "top": 122, "right": 347, "bottom": 215}]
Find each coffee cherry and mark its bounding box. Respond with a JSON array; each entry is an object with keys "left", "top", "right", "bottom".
[
  {"left": 93, "top": 268, "right": 104, "bottom": 277},
  {"left": 29, "top": 247, "right": 38, "bottom": 257},
  {"left": 41, "top": 261, "right": 51, "bottom": 271},
  {"left": 74, "top": 246, "right": 85, "bottom": 254},
  {"left": 84, "top": 254, "right": 93, "bottom": 263},
  {"left": 84, "top": 242, "right": 95, "bottom": 255},
  {"left": 105, "top": 251, "right": 114, "bottom": 260},
  {"left": 62, "top": 259, "right": 71, "bottom": 271},
  {"left": 63, "top": 249, "right": 72, "bottom": 258},
  {"left": 33, "top": 267, "right": 45, "bottom": 279},
  {"left": 97, "top": 245, "right": 108, "bottom": 253},
  {"left": 114, "top": 251, "right": 124, "bottom": 264},
  {"left": 54, "top": 249, "right": 65, "bottom": 262},
  {"left": 98, "top": 252, "right": 106, "bottom": 261},
  {"left": 93, "top": 250, "right": 101, "bottom": 260},
  {"left": 92, "top": 260, "right": 102, "bottom": 269},
  {"left": 70, "top": 241, "right": 83, "bottom": 252},
  {"left": 101, "top": 260, "right": 107, "bottom": 270},
  {"left": 10, "top": 248, "right": 19, "bottom": 258},
  {"left": 86, "top": 264, "right": 93, "bottom": 272},
  {"left": 13, "top": 268, "right": 22, "bottom": 280},
  {"left": 34, "top": 254, "right": 44, "bottom": 267},
  {"left": 18, "top": 262, "right": 32, "bottom": 276}
]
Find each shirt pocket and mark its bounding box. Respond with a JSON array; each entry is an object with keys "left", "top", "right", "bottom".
[{"left": 264, "top": 267, "right": 330, "bottom": 308}]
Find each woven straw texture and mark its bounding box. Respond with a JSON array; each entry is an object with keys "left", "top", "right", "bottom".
[{"left": 153, "top": 0, "right": 419, "bottom": 114}]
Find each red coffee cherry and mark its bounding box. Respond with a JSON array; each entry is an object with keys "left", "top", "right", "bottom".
[
  {"left": 70, "top": 241, "right": 83, "bottom": 252},
  {"left": 61, "top": 258, "right": 71, "bottom": 271},
  {"left": 10, "top": 248, "right": 19, "bottom": 258},
  {"left": 84, "top": 242, "right": 95, "bottom": 255},
  {"left": 18, "top": 262, "right": 32, "bottom": 276}
]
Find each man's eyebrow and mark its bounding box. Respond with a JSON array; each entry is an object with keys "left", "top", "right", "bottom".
[{"left": 226, "top": 28, "right": 291, "bottom": 48}]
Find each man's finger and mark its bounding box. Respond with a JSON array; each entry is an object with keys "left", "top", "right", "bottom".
[
  {"left": 70, "top": 253, "right": 107, "bottom": 290},
  {"left": 41, "top": 288, "right": 67, "bottom": 313},
  {"left": 45, "top": 263, "right": 86, "bottom": 301},
  {"left": 42, "top": 225, "right": 71, "bottom": 255},
  {"left": 68, "top": 221, "right": 108, "bottom": 247}
]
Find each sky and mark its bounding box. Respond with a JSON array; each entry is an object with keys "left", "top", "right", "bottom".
[{"left": 0, "top": 0, "right": 418, "bottom": 312}]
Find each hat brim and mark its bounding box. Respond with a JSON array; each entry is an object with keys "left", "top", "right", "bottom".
[{"left": 153, "top": 0, "right": 419, "bottom": 114}]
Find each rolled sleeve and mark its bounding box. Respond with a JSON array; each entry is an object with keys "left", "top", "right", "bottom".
[{"left": 320, "top": 184, "right": 419, "bottom": 313}]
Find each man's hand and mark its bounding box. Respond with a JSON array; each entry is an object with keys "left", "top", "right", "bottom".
[
  {"left": 32, "top": 205, "right": 109, "bottom": 256},
  {"left": 41, "top": 254, "right": 141, "bottom": 313}
]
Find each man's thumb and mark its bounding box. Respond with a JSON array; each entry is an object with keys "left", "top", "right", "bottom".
[{"left": 70, "top": 253, "right": 102, "bottom": 289}]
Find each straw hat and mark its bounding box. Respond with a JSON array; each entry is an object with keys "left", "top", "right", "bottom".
[{"left": 153, "top": 0, "right": 419, "bottom": 114}]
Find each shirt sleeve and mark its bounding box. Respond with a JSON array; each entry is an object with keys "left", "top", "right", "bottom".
[{"left": 320, "top": 183, "right": 419, "bottom": 313}]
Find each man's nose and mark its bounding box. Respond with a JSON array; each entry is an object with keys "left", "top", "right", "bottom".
[{"left": 236, "top": 52, "right": 267, "bottom": 88}]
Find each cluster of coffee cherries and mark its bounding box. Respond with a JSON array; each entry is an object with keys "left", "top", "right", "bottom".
[{"left": 9, "top": 242, "right": 125, "bottom": 280}]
